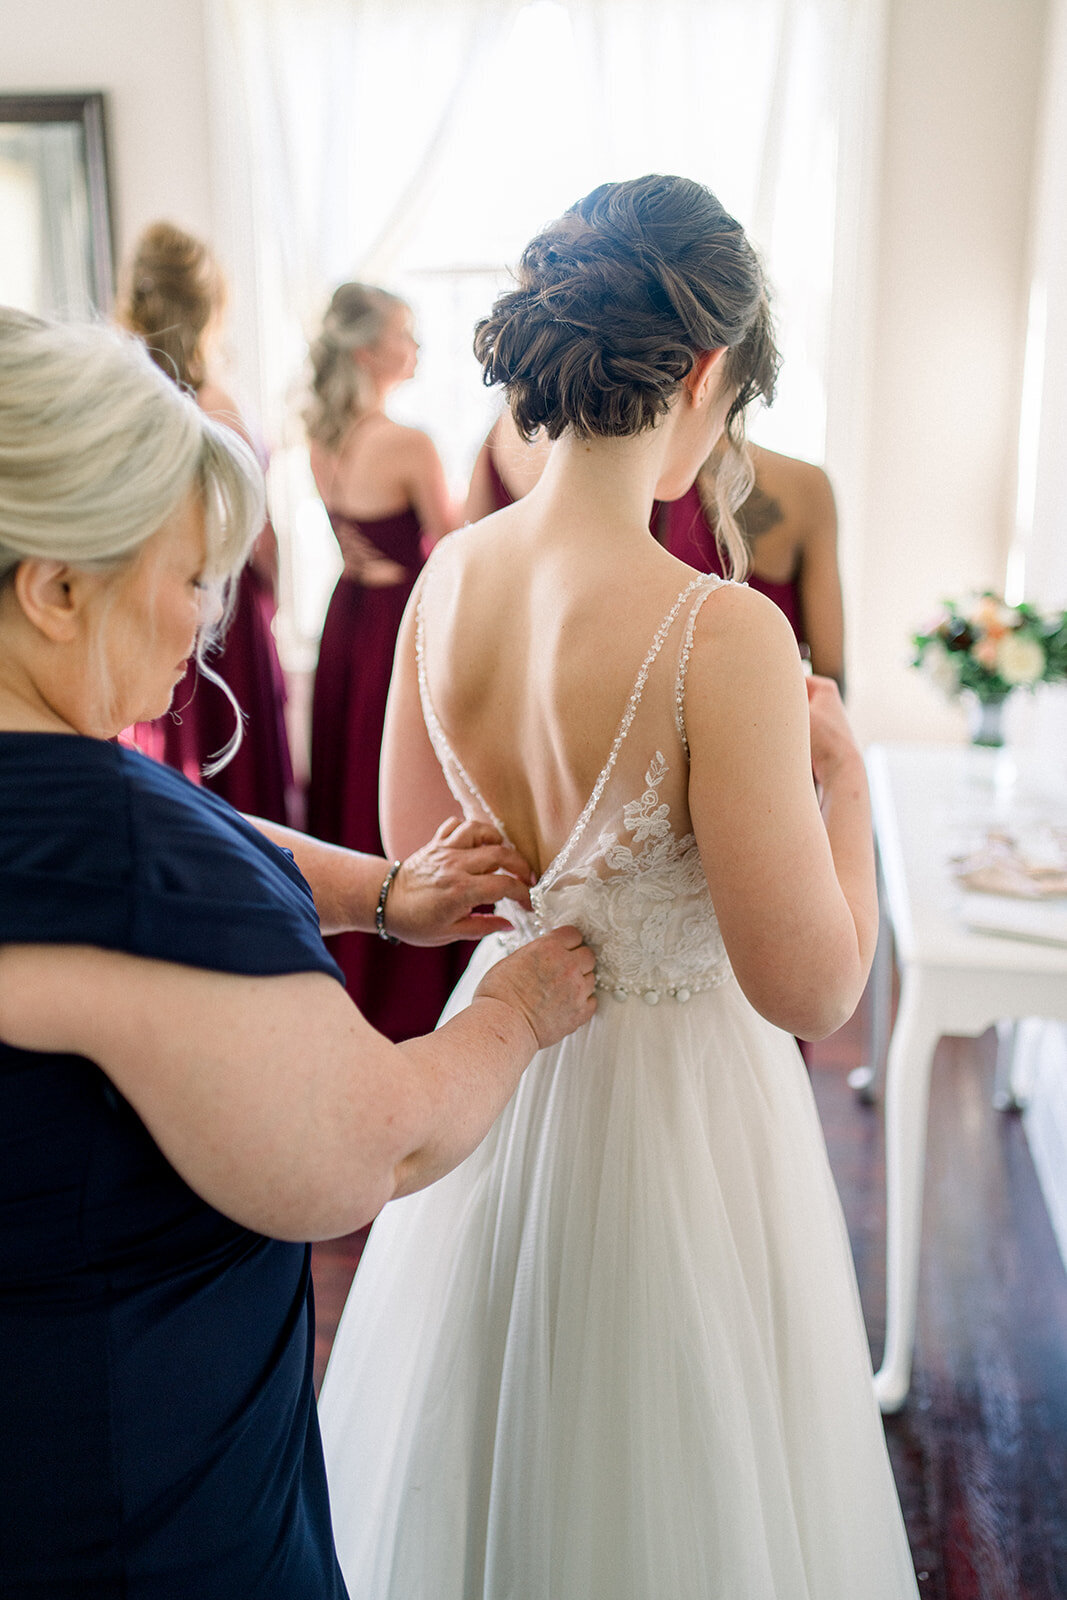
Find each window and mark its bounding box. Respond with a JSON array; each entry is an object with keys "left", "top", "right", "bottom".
[{"left": 215, "top": 0, "right": 864, "bottom": 660}]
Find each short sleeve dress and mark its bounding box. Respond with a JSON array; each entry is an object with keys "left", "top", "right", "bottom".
[{"left": 0, "top": 733, "right": 348, "bottom": 1599}]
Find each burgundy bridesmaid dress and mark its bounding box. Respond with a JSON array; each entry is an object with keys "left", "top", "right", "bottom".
[{"left": 307, "top": 507, "right": 469, "bottom": 1043}]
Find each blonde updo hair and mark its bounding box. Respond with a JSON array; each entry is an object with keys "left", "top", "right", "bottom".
[
  {"left": 303, "top": 282, "right": 406, "bottom": 451},
  {"left": 0, "top": 308, "right": 264, "bottom": 766},
  {"left": 474, "top": 175, "right": 780, "bottom": 578},
  {"left": 118, "top": 221, "right": 225, "bottom": 393}
]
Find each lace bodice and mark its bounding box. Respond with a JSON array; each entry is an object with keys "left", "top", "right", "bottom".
[{"left": 416, "top": 560, "right": 734, "bottom": 1004}]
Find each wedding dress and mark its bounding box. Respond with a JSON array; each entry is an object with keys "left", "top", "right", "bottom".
[{"left": 319, "top": 567, "right": 919, "bottom": 1599}]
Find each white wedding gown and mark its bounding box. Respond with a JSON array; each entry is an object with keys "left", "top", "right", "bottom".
[{"left": 319, "top": 571, "right": 919, "bottom": 1599}]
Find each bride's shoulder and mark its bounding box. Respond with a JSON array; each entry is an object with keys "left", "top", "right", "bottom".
[
  {"left": 424, "top": 518, "right": 484, "bottom": 570},
  {"left": 417, "top": 520, "right": 489, "bottom": 609},
  {"left": 427, "top": 507, "right": 518, "bottom": 575},
  {"left": 687, "top": 578, "right": 804, "bottom": 679}
]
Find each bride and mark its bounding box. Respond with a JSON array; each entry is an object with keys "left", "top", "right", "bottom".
[{"left": 319, "top": 174, "right": 919, "bottom": 1598}]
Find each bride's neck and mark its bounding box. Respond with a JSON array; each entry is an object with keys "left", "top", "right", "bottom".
[{"left": 529, "top": 427, "right": 668, "bottom": 541}]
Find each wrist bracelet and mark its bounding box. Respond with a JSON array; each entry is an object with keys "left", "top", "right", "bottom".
[{"left": 375, "top": 860, "right": 402, "bottom": 944}]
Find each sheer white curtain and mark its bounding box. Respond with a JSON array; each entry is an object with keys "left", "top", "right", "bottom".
[{"left": 208, "top": 0, "right": 878, "bottom": 655}]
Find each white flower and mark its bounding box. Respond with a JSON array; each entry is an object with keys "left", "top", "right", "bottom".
[
  {"left": 924, "top": 647, "right": 962, "bottom": 696},
  {"left": 995, "top": 631, "right": 1046, "bottom": 685}
]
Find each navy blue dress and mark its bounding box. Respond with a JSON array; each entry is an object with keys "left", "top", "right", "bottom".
[{"left": 0, "top": 734, "right": 349, "bottom": 1599}]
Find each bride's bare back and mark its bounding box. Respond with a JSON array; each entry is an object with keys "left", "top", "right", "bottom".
[
  {"left": 382, "top": 451, "right": 872, "bottom": 1042},
  {"left": 415, "top": 507, "right": 708, "bottom": 875}
]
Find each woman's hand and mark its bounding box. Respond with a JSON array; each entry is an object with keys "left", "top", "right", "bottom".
[
  {"left": 386, "top": 817, "right": 536, "bottom": 944},
  {"left": 245, "top": 815, "right": 535, "bottom": 942},
  {"left": 806, "top": 674, "right": 864, "bottom": 794},
  {"left": 472, "top": 925, "right": 598, "bottom": 1050}
]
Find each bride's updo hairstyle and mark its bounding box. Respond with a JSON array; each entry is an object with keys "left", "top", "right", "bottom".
[
  {"left": 0, "top": 308, "right": 264, "bottom": 761},
  {"left": 474, "top": 174, "right": 779, "bottom": 577},
  {"left": 304, "top": 282, "right": 406, "bottom": 452}
]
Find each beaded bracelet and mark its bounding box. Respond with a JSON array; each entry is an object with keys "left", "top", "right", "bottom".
[{"left": 375, "top": 860, "right": 402, "bottom": 944}]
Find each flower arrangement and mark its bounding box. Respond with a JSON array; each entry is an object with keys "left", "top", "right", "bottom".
[{"left": 912, "top": 593, "right": 1067, "bottom": 705}]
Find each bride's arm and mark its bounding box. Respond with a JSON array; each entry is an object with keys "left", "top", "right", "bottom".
[
  {"left": 684, "top": 585, "right": 876, "bottom": 1040},
  {"left": 379, "top": 578, "right": 467, "bottom": 860}
]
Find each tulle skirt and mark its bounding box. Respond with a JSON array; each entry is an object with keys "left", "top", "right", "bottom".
[{"left": 319, "top": 935, "right": 918, "bottom": 1599}]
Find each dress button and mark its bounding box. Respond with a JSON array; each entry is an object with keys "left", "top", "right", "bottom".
[
  {"left": 676, "top": 988, "right": 691, "bottom": 1003},
  {"left": 643, "top": 990, "right": 660, "bottom": 1006},
  {"left": 613, "top": 988, "right": 629, "bottom": 1003}
]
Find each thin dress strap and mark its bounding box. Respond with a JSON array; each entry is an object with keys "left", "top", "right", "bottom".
[
  {"left": 538, "top": 576, "right": 717, "bottom": 893},
  {"left": 674, "top": 577, "right": 732, "bottom": 758},
  {"left": 415, "top": 553, "right": 509, "bottom": 839}
]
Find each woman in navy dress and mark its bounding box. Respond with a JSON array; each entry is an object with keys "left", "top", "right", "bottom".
[
  {"left": 305, "top": 283, "right": 467, "bottom": 1040},
  {"left": 0, "top": 308, "right": 596, "bottom": 1599},
  {"left": 118, "top": 220, "right": 296, "bottom": 823}
]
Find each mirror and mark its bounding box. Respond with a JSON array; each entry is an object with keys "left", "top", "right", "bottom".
[{"left": 0, "top": 92, "right": 114, "bottom": 317}]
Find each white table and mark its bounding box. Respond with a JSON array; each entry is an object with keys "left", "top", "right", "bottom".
[{"left": 863, "top": 742, "right": 1067, "bottom": 1412}]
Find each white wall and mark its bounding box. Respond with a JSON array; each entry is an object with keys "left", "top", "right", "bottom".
[
  {"left": 845, "top": 0, "right": 1050, "bottom": 746},
  {"left": 2, "top": 0, "right": 215, "bottom": 283},
  {"left": 1026, "top": 0, "right": 1067, "bottom": 614}
]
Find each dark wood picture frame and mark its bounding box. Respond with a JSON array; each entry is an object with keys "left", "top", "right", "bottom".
[{"left": 0, "top": 90, "right": 114, "bottom": 311}]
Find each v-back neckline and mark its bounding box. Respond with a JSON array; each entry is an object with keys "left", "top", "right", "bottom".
[{"left": 415, "top": 573, "right": 715, "bottom": 885}]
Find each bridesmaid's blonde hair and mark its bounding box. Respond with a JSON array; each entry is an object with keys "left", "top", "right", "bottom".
[{"left": 304, "top": 282, "right": 406, "bottom": 451}]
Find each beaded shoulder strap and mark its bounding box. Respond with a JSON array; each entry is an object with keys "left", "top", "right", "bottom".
[
  {"left": 538, "top": 576, "right": 714, "bottom": 893},
  {"left": 674, "top": 576, "right": 732, "bottom": 758},
  {"left": 415, "top": 549, "right": 509, "bottom": 837}
]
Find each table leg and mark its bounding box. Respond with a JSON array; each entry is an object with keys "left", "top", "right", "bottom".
[
  {"left": 991, "top": 1019, "right": 1024, "bottom": 1111},
  {"left": 873, "top": 970, "right": 943, "bottom": 1413},
  {"left": 849, "top": 855, "right": 892, "bottom": 1104}
]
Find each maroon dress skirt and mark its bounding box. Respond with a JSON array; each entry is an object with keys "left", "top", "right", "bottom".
[
  {"left": 130, "top": 558, "right": 295, "bottom": 826},
  {"left": 307, "top": 507, "right": 468, "bottom": 1042}
]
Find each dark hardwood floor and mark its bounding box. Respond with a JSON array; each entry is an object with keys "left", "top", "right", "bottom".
[{"left": 312, "top": 1009, "right": 1067, "bottom": 1598}]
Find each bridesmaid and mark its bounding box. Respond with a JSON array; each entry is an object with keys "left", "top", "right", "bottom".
[
  {"left": 467, "top": 407, "right": 845, "bottom": 689},
  {"left": 118, "top": 221, "right": 296, "bottom": 822},
  {"left": 305, "top": 283, "right": 465, "bottom": 1040},
  {"left": 653, "top": 440, "right": 845, "bottom": 689}
]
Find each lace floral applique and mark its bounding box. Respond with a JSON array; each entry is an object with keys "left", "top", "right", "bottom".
[
  {"left": 621, "top": 752, "right": 672, "bottom": 843},
  {"left": 557, "top": 747, "right": 732, "bottom": 1002}
]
